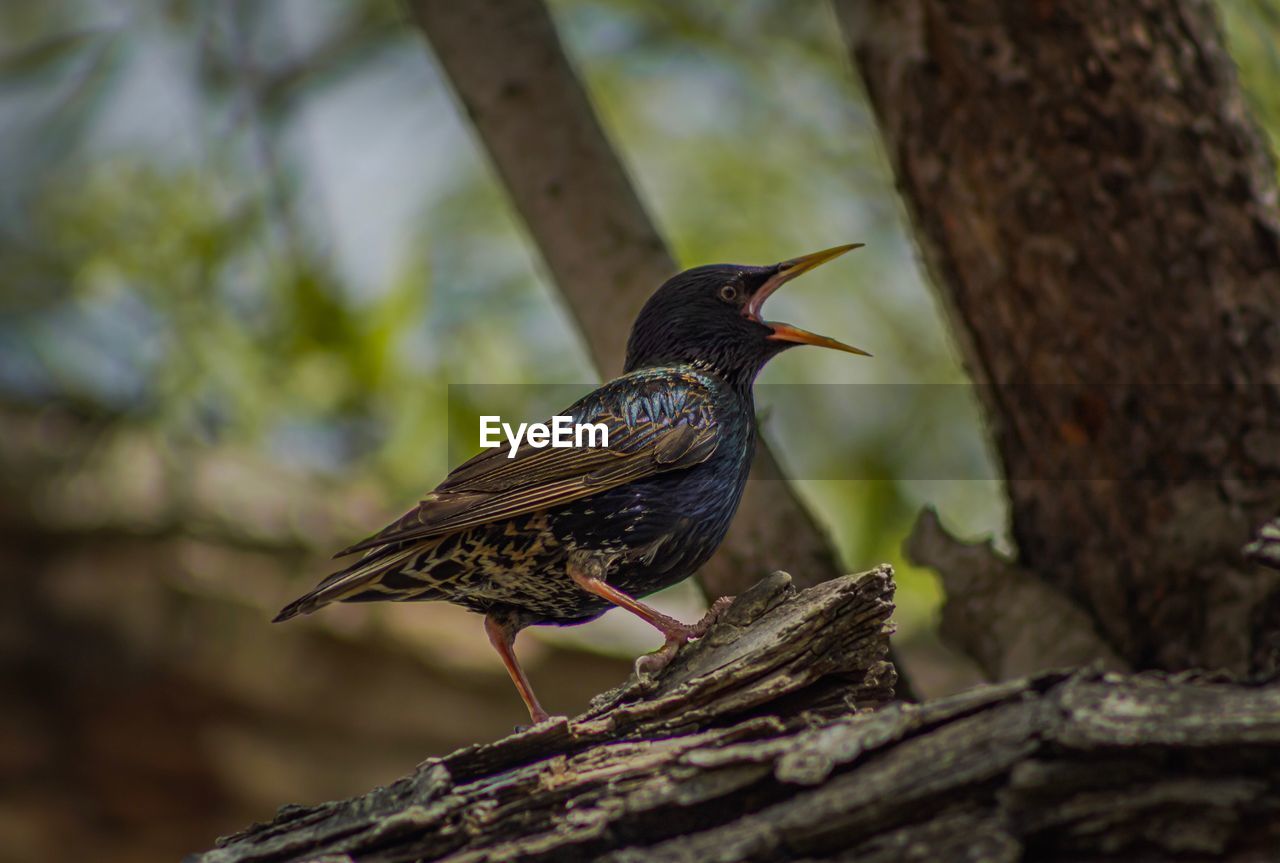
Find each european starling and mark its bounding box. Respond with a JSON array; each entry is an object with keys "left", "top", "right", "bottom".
[{"left": 275, "top": 245, "right": 868, "bottom": 722}]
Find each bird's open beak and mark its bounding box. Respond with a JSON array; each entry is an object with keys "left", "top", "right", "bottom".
[{"left": 744, "top": 243, "right": 871, "bottom": 357}]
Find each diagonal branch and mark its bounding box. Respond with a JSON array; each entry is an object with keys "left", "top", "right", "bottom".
[
  {"left": 191, "top": 566, "right": 898, "bottom": 862},
  {"left": 406, "top": 0, "right": 845, "bottom": 599}
]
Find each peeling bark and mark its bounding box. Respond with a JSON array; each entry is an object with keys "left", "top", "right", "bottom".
[
  {"left": 406, "top": 0, "right": 845, "bottom": 599},
  {"left": 837, "top": 0, "right": 1280, "bottom": 674},
  {"left": 190, "top": 567, "right": 1280, "bottom": 863}
]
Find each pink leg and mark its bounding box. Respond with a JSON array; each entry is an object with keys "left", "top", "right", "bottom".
[
  {"left": 567, "top": 554, "right": 734, "bottom": 674},
  {"left": 484, "top": 614, "right": 549, "bottom": 724}
]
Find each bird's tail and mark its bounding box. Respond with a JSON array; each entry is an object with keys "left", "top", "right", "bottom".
[
  {"left": 273, "top": 594, "right": 321, "bottom": 623},
  {"left": 272, "top": 543, "right": 425, "bottom": 622}
]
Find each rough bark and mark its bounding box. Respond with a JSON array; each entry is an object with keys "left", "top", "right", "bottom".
[
  {"left": 191, "top": 566, "right": 1280, "bottom": 863},
  {"left": 837, "top": 0, "right": 1280, "bottom": 675},
  {"left": 406, "top": 0, "right": 844, "bottom": 599}
]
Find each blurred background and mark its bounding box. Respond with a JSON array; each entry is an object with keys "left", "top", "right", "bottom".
[{"left": 2, "top": 1, "right": 1278, "bottom": 860}]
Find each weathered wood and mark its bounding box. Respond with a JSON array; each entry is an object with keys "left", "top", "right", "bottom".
[
  {"left": 406, "top": 0, "right": 846, "bottom": 599},
  {"left": 190, "top": 567, "right": 1280, "bottom": 862},
  {"left": 836, "top": 0, "right": 1280, "bottom": 675}
]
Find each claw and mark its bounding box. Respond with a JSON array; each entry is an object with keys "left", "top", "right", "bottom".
[
  {"left": 633, "top": 595, "right": 736, "bottom": 678},
  {"left": 635, "top": 637, "right": 683, "bottom": 677}
]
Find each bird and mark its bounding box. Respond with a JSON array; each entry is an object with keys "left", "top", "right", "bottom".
[{"left": 274, "top": 244, "right": 868, "bottom": 723}]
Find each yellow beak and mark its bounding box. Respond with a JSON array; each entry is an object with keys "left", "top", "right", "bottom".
[{"left": 745, "top": 243, "right": 871, "bottom": 357}]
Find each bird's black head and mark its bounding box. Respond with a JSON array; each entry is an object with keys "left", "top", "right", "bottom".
[{"left": 624, "top": 244, "right": 869, "bottom": 389}]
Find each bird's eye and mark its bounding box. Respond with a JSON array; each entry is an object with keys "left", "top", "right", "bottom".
[{"left": 718, "top": 284, "right": 740, "bottom": 303}]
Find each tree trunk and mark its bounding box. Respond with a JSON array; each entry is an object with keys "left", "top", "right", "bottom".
[
  {"left": 190, "top": 566, "right": 1280, "bottom": 863},
  {"left": 836, "top": 0, "right": 1280, "bottom": 676},
  {"left": 406, "top": 0, "right": 844, "bottom": 599}
]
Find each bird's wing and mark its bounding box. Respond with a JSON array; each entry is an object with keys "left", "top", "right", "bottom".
[{"left": 334, "top": 370, "right": 722, "bottom": 557}]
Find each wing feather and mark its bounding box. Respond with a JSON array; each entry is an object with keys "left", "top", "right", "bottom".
[{"left": 334, "top": 370, "right": 722, "bottom": 556}]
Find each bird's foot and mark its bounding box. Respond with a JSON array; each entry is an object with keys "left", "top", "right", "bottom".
[
  {"left": 512, "top": 713, "right": 556, "bottom": 734},
  {"left": 634, "top": 635, "right": 683, "bottom": 678},
  {"left": 691, "top": 595, "right": 735, "bottom": 636},
  {"left": 633, "top": 595, "right": 736, "bottom": 678}
]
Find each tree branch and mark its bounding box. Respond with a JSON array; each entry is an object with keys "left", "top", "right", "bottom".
[
  {"left": 190, "top": 566, "right": 897, "bottom": 861},
  {"left": 405, "top": 0, "right": 846, "bottom": 599},
  {"left": 189, "top": 564, "right": 1280, "bottom": 862}
]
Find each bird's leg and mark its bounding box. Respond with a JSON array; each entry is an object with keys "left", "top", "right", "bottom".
[
  {"left": 567, "top": 552, "right": 727, "bottom": 676},
  {"left": 483, "top": 613, "right": 549, "bottom": 725},
  {"left": 567, "top": 552, "right": 689, "bottom": 638}
]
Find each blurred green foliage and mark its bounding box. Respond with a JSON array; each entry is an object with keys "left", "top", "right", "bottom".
[
  {"left": 1224, "top": 0, "right": 1280, "bottom": 157},
  {"left": 2, "top": 0, "right": 1278, "bottom": 646}
]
